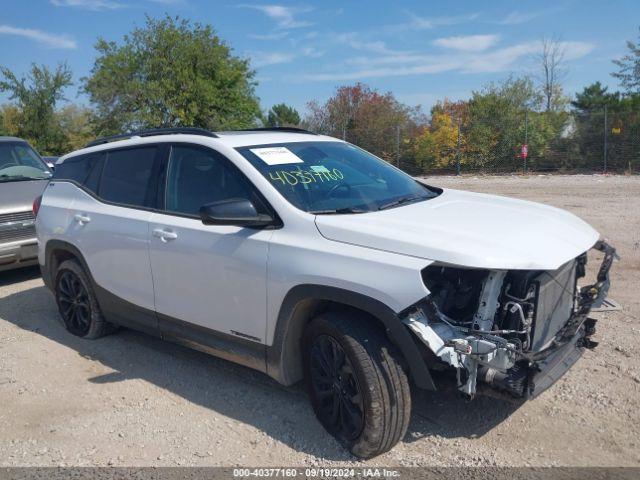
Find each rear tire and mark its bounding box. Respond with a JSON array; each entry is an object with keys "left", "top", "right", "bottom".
[
  {"left": 303, "top": 311, "right": 411, "bottom": 458},
  {"left": 54, "top": 259, "right": 112, "bottom": 339}
]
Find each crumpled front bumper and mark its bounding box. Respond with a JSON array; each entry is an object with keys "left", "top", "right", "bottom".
[
  {"left": 405, "top": 239, "right": 618, "bottom": 400},
  {"left": 524, "top": 240, "right": 617, "bottom": 399},
  {"left": 526, "top": 323, "right": 587, "bottom": 399}
]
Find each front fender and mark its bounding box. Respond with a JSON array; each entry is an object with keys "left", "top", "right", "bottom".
[{"left": 266, "top": 284, "right": 436, "bottom": 390}]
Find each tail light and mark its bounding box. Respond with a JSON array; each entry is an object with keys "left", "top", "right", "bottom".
[{"left": 33, "top": 195, "right": 42, "bottom": 217}]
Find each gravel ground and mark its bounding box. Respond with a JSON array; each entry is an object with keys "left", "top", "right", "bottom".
[{"left": 0, "top": 174, "right": 638, "bottom": 467}]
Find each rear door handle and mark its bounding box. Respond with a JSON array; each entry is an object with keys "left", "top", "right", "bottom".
[
  {"left": 152, "top": 228, "right": 178, "bottom": 242},
  {"left": 74, "top": 213, "right": 91, "bottom": 225}
]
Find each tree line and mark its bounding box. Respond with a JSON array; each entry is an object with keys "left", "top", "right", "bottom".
[
  {"left": 303, "top": 34, "right": 640, "bottom": 173},
  {"left": 1, "top": 16, "right": 639, "bottom": 174}
]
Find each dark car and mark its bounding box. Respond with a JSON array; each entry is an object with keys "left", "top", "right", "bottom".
[{"left": 0, "top": 137, "right": 52, "bottom": 272}]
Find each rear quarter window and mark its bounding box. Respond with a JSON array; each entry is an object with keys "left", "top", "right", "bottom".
[{"left": 54, "top": 152, "right": 104, "bottom": 194}]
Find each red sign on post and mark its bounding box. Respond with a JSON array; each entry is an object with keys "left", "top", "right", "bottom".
[{"left": 521, "top": 144, "right": 528, "bottom": 158}]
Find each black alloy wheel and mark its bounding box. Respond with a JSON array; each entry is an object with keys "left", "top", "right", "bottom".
[
  {"left": 57, "top": 270, "right": 92, "bottom": 336},
  {"left": 304, "top": 312, "right": 412, "bottom": 458},
  {"left": 309, "top": 334, "right": 365, "bottom": 441},
  {"left": 54, "top": 259, "right": 112, "bottom": 339}
]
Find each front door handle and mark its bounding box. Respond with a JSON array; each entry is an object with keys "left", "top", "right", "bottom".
[
  {"left": 152, "top": 228, "right": 178, "bottom": 242},
  {"left": 74, "top": 213, "right": 91, "bottom": 225}
]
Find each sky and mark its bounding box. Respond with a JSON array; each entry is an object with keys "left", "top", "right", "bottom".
[{"left": 0, "top": 0, "right": 638, "bottom": 115}]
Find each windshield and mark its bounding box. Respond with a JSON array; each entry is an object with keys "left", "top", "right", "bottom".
[
  {"left": 237, "top": 141, "right": 440, "bottom": 214},
  {"left": 0, "top": 142, "right": 52, "bottom": 182}
]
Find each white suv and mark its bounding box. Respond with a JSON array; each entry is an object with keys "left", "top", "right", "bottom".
[{"left": 36, "top": 127, "right": 615, "bottom": 458}]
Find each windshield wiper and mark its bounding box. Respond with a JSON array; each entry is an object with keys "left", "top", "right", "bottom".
[
  {"left": 310, "top": 207, "right": 368, "bottom": 215},
  {"left": 378, "top": 195, "right": 427, "bottom": 211},
  {"left": 0, "top": 174, "right": 49, "bottom": 183}
]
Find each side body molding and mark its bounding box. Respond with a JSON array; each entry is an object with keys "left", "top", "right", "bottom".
[{"left": 266, "top": 284, "right": 436, "bottom": 390}]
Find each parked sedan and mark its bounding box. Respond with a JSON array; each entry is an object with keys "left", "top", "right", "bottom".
[{"left": 0, "top": 136, "right": 52, "bottom": 272}]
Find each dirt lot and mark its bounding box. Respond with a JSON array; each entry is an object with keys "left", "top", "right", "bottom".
[{"left": 0, "top": 174, "right": 638, "bottom": 467}]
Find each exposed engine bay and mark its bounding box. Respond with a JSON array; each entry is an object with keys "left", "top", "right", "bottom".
[{"left": 403, "top": 240, "right": 617, "bottom": 400}]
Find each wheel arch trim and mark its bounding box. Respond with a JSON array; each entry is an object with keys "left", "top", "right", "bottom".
[
  {"left": 266, "top": 284, "right": 436, "bottom": 390},
  {"left": 42, "top": 240, "right": 93, "bottom": 292}
]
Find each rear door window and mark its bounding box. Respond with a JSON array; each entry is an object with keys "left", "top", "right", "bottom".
[{"left": 99, "top": 146, "right": 160, "bottom": 208}]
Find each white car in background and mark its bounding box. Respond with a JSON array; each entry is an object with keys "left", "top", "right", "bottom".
[{"left": 35, "top": 127, "right": 615, "bottom": 458}]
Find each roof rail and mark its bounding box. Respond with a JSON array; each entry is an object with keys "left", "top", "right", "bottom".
[
  {"left": 84, "top": 127, "right": 219, "bottom": 148},
  {"left": 234, "top": 127, "right": 317, "bottom": 135}
]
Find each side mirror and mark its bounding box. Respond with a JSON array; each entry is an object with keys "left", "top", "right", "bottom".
[{"left": 199, "top": 198, "right": 274, "bottom": 228}]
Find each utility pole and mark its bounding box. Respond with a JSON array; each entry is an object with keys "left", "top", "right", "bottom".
[
  {"left": 524, "top": 109, "right": 529, "bottom": 174},
  {"left": 603, "top": 105, "right": 608, "bottom": 173},
  {"left": 456, "top": 118, "right": 461, "bottom": 176},
  {"left": 396, "top": 124, "right": 400, "bottom": 168}
]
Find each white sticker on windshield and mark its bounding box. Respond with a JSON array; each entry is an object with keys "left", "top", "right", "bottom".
[
  {"left": 310, "top": 165, "right": 330, "bottom": 173},
  {"left": 250, "top": 147, "right": 304, "bottom": 165}
]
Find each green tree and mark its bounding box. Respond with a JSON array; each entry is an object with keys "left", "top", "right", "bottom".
[
  {"left": 56, "top": 104, "right": 94, "bottom": 152},
  {"left": 466, "top": 76, "right": 541, "bottom": 170},
  {"left": 569, "top": 82, "right": 640, "bottom": 172},
  {"left": 0, "top": 104, "right": 22, "bottom": 137},
  {"left": 612, "top": 27, "right": 640, "bottom": 94},
  {"left": 0, "top": 63, "right": 72, "bottom": 154},
  {"left": 462, "top": 75, "right": 572, "bottom": 171},
  {"left": 265, "top": 103, "right": 300, "bottom": 127},
  {"left": 571, "top": 82, "right": 621, "bottom": 112},
  {"left": 83, "top": 15, "right": 261, "bottom": 135}
]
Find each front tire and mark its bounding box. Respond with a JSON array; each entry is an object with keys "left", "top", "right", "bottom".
[
  {"left": 303, "top": 311, "right": 411, "bottom": 458},
  {"left": 55, "top": 259, "right": 111, "bottom": 339}
]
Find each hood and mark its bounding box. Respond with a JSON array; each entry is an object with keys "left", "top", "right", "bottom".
[
  {"left": 314, "top": 188, "right": 599, "bottom": 270},
  {"left": 0, "top": 180, "right": 48, "bottom": 214}
]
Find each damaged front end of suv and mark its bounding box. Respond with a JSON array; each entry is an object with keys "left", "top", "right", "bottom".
[{"left": 403, "top": 240, "right": 617, "bottom": 400}]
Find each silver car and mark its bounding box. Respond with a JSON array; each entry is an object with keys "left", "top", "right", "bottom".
[{"left": 0, "top": 137, "right": 52, "bottom": 272}]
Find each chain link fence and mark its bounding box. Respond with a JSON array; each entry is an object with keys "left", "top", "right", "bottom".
[{"left": 395, "top": 107, "right": 639, "bottom": 176}]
